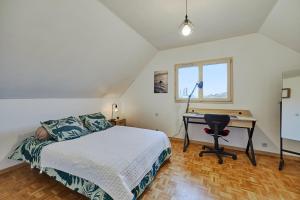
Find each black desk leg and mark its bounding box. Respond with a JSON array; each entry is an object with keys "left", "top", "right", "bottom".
[
  {"left": 183, "top": 117, "right": 190, "bottom": 152},
  {"left": 278, "top": 136, "right": 284, "bottom": 170},
  {"left": 246, "top": 121, "right": 257, "bottom": 166}
]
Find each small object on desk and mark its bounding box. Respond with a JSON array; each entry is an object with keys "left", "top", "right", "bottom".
[{"left": 109, "top": 119, "right": 126, "bottom": 126}]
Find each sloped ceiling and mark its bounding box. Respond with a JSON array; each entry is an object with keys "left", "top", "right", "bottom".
[
  {"left": 259, "top": 0, "right": 300, "bottom": 53},
  {"left": 1, "top": 0, "right": 299, "bottom": 99},
  {"left": 0, "top": 0, "right": 157, "bottom": 98},
  {"left": 99, "top": 0, "right": 277, "bottom": 50}
]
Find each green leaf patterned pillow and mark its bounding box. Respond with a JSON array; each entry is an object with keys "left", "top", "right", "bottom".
[
  {"left": 41, "top": 116, "right": 90, "bottom": 142},
  {"left": 79, "top": 112, "right": 106, "bottom": 123},
  {"left": 79, "top": 112, "right": 112, "bottom": 132}
]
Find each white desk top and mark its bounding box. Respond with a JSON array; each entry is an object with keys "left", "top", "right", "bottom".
[{"left": 183, "top": 112, "right": 256, "bottom": 122}]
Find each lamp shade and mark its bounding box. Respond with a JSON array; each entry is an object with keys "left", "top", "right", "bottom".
[{"left": 198, "top": 81, "right": 203, "bottom": 88}]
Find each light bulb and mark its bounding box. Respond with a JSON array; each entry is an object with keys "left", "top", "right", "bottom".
[
  {"left": 179, "top": 16, "right": 194, "bottom": 37},
  {"left": 181, "top": 24, "right": 192, "bottom": 36}
]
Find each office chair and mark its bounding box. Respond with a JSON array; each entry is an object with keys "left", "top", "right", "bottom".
[{"left": 199, "top": 114, "right": 237, "bottom": 164}]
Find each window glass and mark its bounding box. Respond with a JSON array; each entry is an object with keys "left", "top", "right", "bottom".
[
  {"left": 203, "top": 63, "right": 228, "bottom": 99},
  {"left": 178, "top": 66, "right": 199, "bottom": 99}
]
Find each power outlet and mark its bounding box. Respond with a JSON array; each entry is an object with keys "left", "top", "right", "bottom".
[{"left": 262, "top": 143, "right": 268, "bottom": 148}]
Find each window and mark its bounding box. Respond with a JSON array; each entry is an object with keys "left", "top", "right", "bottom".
[
  {"left": 178, "top": 66, "right": 199, "bottom": 99},
  {"left": 175, "top": 57, "right": 233, "bottom": 103}
]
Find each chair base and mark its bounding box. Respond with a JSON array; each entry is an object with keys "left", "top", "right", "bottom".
[{"left": 199, "top": 145, "right": 237, "bottom": 164}]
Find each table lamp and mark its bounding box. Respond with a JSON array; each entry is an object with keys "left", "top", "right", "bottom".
[
  {"left": 111, "top": 103, "right": 119, "bottom": 120},
  {"left": 185, "top": 81, "right": 203, "bottom": 113}
]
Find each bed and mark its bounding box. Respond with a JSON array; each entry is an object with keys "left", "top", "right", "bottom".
[{"left": 9, "top": 125, "right": 171, "bottom": 200}]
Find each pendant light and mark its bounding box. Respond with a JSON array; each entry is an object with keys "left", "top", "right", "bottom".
[{"left": 179, "top": 0, "right": 194, "bottom": 37}]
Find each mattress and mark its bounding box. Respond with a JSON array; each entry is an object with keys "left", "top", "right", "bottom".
[{"left": 9, "top": 126, "right": 171, "bottom": 200}]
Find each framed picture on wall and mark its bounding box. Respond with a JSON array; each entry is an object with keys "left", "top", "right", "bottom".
[
  {"left": 282, "top": 88, "right": 291, "bottom": 98},
  {"left": 154, "top": 71, "right": 168, "bottom": 93}
]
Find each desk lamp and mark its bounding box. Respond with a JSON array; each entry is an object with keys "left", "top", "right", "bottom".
[{"left": 185, "top": 81, "right": 203, "bottom": 113}]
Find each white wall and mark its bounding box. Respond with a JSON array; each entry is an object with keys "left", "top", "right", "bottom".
[
  {"left": 0, "top": 98, "right": 120, "bottom": 170},
  {"left": 0, "top": 0, "right": 156, "bottom": 98},
  {"left": 121, "top": 33, "right": 300, "bottom": 154}
]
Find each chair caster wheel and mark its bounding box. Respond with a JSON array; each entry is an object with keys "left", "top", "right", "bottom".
[
  {"left": 218, "top": 159, "right": 223, "bottom": 164},
  {"left": 232, "top": 155, "right": 237, "bottom": 160},
  {"left": 199, "top": 152, "right": 203, "bottom": 157},
  {"left": 202, "top": 146, "right": 206, "bottom": 150}
]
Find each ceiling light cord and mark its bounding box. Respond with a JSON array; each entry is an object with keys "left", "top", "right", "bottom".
[
  {"left": 186, "top": 0, "right": 187, "bottom": 16},
  {"left": 185, "top": 0, "right": 188, "bottom": 22}
]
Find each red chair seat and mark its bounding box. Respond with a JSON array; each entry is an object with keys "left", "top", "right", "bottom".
[{"left": 204, "top": 128, "right": 230, "bottom": 136}]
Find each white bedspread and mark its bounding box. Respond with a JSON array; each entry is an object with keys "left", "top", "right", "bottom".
[{"left": 40, "top": 126, "right": 171, "bottom": 200}]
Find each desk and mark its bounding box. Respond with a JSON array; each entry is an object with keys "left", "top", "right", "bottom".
[{"left": 183, "top": 108, "right": 257, "bottom": 166}]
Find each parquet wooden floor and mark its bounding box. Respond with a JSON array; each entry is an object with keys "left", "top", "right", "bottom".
[{"left": 1, "top": 140, "right": 300, "bottom": 200}]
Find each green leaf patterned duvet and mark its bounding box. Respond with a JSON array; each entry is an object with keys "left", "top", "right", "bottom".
[{"left": 9, "top": 136, "right": 171, "bottom": 200}]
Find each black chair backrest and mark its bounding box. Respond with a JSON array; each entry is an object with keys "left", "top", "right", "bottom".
[{"left": 204, "top": 114, "right": 230, "bottom": 133}]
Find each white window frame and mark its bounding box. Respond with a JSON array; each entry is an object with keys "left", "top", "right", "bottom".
[{"left": 175, "top": 57, "right": 233, "bottom": 103}]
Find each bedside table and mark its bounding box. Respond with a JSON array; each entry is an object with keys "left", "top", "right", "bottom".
[{"left": 109, "top": 119, "right": 126, "bottom": 126}]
